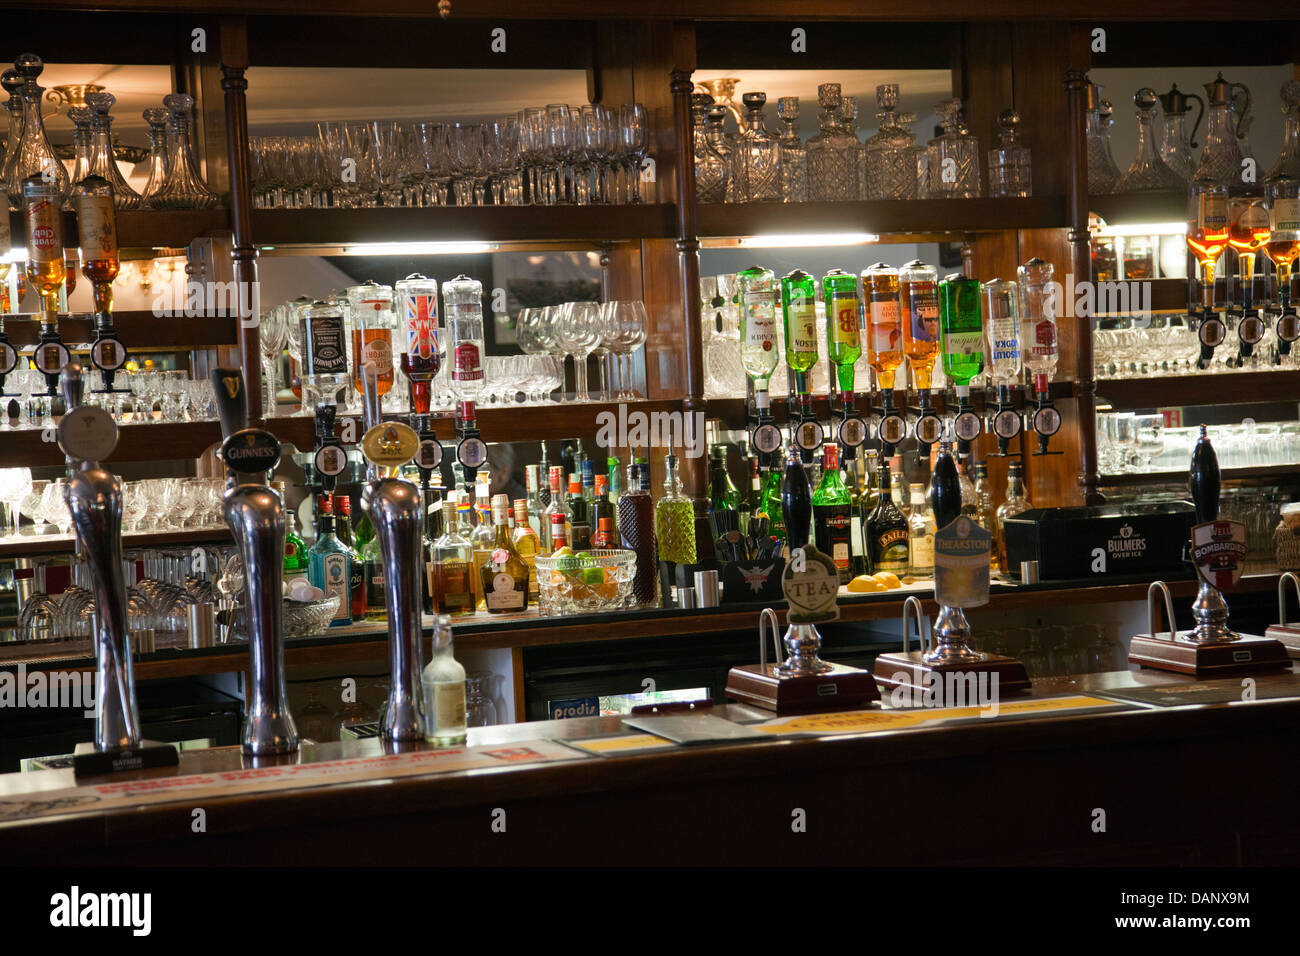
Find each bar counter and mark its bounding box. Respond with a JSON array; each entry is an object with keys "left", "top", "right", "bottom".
[{"left": 4, "top": 666, "right": 1299, "bottom": 866}]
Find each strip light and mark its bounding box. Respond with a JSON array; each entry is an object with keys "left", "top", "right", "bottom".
[
  {"left": 737, "top": 232, "right": 880, "bottom": 248},
  {"left": 341, "top": 241, "right": 499, "bottom": 256},
  {"left": 1092, "top": 221, "right": 1187, "bottom": 238}
]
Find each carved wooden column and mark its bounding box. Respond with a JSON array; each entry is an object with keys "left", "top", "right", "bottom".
[{"left": 220, "top": 17, "right": 261, "bottom": 424}]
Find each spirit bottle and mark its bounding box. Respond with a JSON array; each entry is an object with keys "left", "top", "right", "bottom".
[
  {"left": 596, "top": 471, "right": 618, "bottom": 538},
  {"left": 760, "top": 462, "right": 786, "bottom": 544},
  {"left": 1266, "top": 80, "right": 1300, "bottom": 184},
  {"left": 1228, "top": 196, "right": 1270, "bottom": 326},
  {"left": 1017, "top": 258, "right": 1059, "bottom": 393},
  {"left": 862, "top": 262, "right": 904, "bottom": 391},
  {"left": 691, "top": 94, "right": 729, "bottom": 204},
  {"left": 480, "top": 494, "right": 529, "bottom": 613},
  {"left": 995, "top": 461, "right": 1032, "bottom": 572},
  {"left": 1085, "top": 83, "right": 1121, "bottom": 195},
  {"left": 927, "top": 98, "right": 981, "bottom": 198},
  {"left": 867, "top": 459, "right": 909, "bottom": 575},
  {"left": 300, "top": 300, "right": 350, "bottom": 408},
  {"left": 395, "top": 273, "right": 440, "bottom": 415},
  {"left": 852, "top": 448, "right": 880, "bottom": 575},
  {"left": 777, "top": 96, "right": 808, "bottom": 203},
  {"left": 956, "top": 456, "right": 979, "bottom": 522},
  {"left": 140, "top": 108, "right": 169, "bottom": 208},
  {"left": 433, "top": 500, "right": 476, "bottom": 617},
  {"left": 1187, "top": 179, "right": 1230, "bottom": 315},
  {"left": 900, "top": 260, "right": 941, "bottom": 390},
  {"left": 709, "top": 445, "right": 742, "bottom": 536},
  {"left": 655, "top": 453, "right": 697, "bottom": 565},
  {"left": 781, "top": 269, "right": 819, "bottom": 388},
  {"left": 152, "top": 93, "right": 219, "bottom": 209},
  {"left": 1114, "top": 91, "right": 1182, "bottom": 193},
  {"left": 22, "top": 175, "right": 69, "bottom": 395},
  {"left": 421, "top": 615, "right": 467, "bottom": 746},
  {"left": 591, "top": 516, "right": 616, "bottom": 549},
  {"left": 908, "top": 491, "right": 936, "bottom": 578},
  {"left": 736, "top": 264, "right": 779, "bottom": 407},
  {"left": 987, "top": 109, "right": 1033, "bottom": 197},
  {"left": 443, "top": 274, "right": 487, "bottom": 408},
  {"left": 470, "top": 486, "right": 495, "bottom": 605},
  {"left": 938, "top": 274, "right": 985, "bottom": 390},
  {"left": 308, "top": 501, "right": 354, "bottom": 627},
  {"left": 984, "top": 279, "right": 1022, "bottom": 387},
  {"left": 890, "top": 454, "right": 911, "bottom": 519},
  {"left": 542, "top": 465, "right": 568, "bottom": 552},
  {"left": 733, "top": 92, "right": 782, "bottom": 203},
  {"left": 524, "top": 464, "right": 544, "bottom": 536},
  {"left": 823, "top": 268, "right": 862, "bottom": 395},
  {"left": 512, "top": 498, "right": 541, "bottom": 602},
  {"left": 347, "top": 281, "right": 396, "bottom": 398},
  {"left": 973, "top": 461, "right": 998, "bottom": 570},
  {"left": 1193, "top": 73, "right": 1251, "bottom": 189},
  {"left": 706, "top": 105, "right": 737, "bottom": 203},
  {"left": 333, "top": 494, "right": 366, "bottom": 621},
  {"left": 284, "top": 510, "right": 308, "bottom": 575},
  {"left": 618, "top": 461, "right": 658, "bottom": 606},
  {"left": 812, "top": 442, "right": 853, "bottom": 583},
  {"left": 1264, "top": 91, "right": 1300, "bottom": 331},
  {"left": 1157, "top": 83, "right": 1202, "bottom": 188},
  {"left": 806, "top": 83, "right": 858, "bottom": 202},
  {"left": 74, "top": 175, "right": 120, "bottom": 315},
  {"left": 863, "top": 83, "right": 923, "bottom": 201},
  {"left": 567, "top": 475, "right": 592, "bottom": 551},
  {"left": 358, "top": 499, "right": 386, "bottom": 622}
]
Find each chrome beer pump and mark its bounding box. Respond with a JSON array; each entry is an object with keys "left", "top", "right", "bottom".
[
  {"left": 211, "top": 367, "right": 298, "bottom": 756},
  {"left": 1129, "top": 425, "right": 1289, "bottom": 675},
  {"left": 358, "top": 362, "right": 427, "bottom": 743},
  {"left": 58, "top": 363, "right": 177, "bottom": 775}
]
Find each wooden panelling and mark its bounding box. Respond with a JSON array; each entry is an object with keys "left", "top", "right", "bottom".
[{"left": 1011, "top": 21, "right": 1070, "bottom": 199}]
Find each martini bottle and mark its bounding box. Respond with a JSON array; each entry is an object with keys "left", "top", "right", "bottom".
[
  {"left": 781, "top": 268, "right": 819, "bottom": 389},
  {"left": 737, "top": 265, "right": 779, "bottom": 410},
  {"left": 823, "top": 268, "right": 862, "bottom": 395},
  {"left": 812, "top": 442, "right": 853, "bottom": 583}
]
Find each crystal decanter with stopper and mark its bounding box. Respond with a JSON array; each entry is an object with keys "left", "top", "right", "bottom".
[
  {"left": 1085, "top": 82, "right": 1120, "bottom": 195},
  {"left": 776, "top": 96, "right": 808, "bottom": 203},
  {"left": 66, "top": 106, "right": 94, "bottom": 186},
  {"left": 1157, "top": 83, "right": 1204, "bottom": 188},
  {"left": 987, "top": 108, "right": 1032, "bottom": 197},
  {"left": 1266, "top": 80, "right": 1300, "bottom": 185},
  {"left": 152, "top": 93, "right": 219, "bottom": 209},
  {"left": 706, "top": 106, "right": 737, "bottom": 201},
  {"left": 1193, "top": 73, "right": 1252, "bottom": 190},
  {"left": 806, "top": 83, "right": 858, "bottom": 202},
  {"left": 691, "top": 93, "right": 728, "bottom": 204},
  {"left": 5, "top": 54, "right": 70, "bottom": 206},
  {"left": 836, "top": 94, "right": 864, "bottom": 199},
  {"left": 733, "top": 92, "right": 781, "bottom": 203},
  {"left": 84, "top": 92, "right": 142, "bottom": 209},
  {"left": 863, "top": 83, "right": 922, "bottom": 200},
  {"left": 139, "top": 107, "right": 170, "bottom": 208},
  {"left": 1115, "top": 89, "right": 1184, "bottom": 192},
  {"left": 0, "top": 70, "right": 22, "bottom": 204},
  {"left": 927, "top": 97, "right": 981, "bottom": 198}
]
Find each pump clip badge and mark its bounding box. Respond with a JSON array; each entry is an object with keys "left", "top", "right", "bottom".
[
  {"left": 362, "top": 421, "right": 419, "bottom": 468},
  {"left": 934, "top": 516, "right": 991, "bottom": 608},
  {"left": 781, "top": 545, "right": 840, "bottom": 625},
  {"left": 1190, "top": 519, "right": 1246, "bottom": 592},
  {"left": 220, "top": 428, "right": 281, "bottom": 475}
]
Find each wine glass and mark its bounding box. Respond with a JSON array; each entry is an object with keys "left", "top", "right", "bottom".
[
  {"left": 555, "top": 301, "right": 601, "bottom": 402},
  {"left": 1110, "top": 412, "right": 1136, "bottom": 473},
  {"left": 602, "top": 300, "right": 649, "bottom": 400},
  {"left": 0, "top": 467, "right": 32, "bottom": 539},
  {"left": 619, "top": 103, "right": 649, "bottom": 203},
  {"left": 544, "top": 105, "right": 572, "bottom": 204},
  {"left": 448, "top": 123, "right": 483, "bottom": 206},
  {"left": 1134, "top": 414, "right": 1166, "bottom": 471}
]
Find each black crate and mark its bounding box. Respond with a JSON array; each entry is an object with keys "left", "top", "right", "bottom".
[{"left": 1002, "top": 502, "right": 1197, "bottom": 581}]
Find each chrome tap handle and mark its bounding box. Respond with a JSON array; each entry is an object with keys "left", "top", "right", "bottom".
[
  {"left": 65, "top": 467, "right": 140, "bottom": 752},
  {"left": 367, "top": 476, "right": 427, "bottom": 742},
  {"left": 60, "top": 362, "right": 85, "bottom": 411},
  {"left": 225, "top": 483, "right": 297, "bottom": 755},
  {"left": 211, "top": 366, "right": 250, "bottom": 439}
]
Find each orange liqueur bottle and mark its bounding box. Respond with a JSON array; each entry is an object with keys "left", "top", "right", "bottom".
[
  {"left": 75, "top": 175, "right": 121, "bottom": 314},
  {"left": 862, "top": 262, "right": 904, "bottom": 390}
]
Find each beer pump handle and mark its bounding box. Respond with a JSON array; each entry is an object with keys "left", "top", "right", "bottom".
[
  {"left": 60, "top": 362, "right": 84, "bottom": 411},
  {"left": 931, "top": 443, "right": 962, "bottom": 529},
  {"left": 211, "top": 367, "right": 249, "bottom": 440},
  {"left": 316, "top": 400, "right": 337, "bottom": 439},
  {"left": 1189, "top": 424, "right": 1220, "bottom": 524}
]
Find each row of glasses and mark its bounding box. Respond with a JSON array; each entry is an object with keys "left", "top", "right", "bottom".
[
  {"left": 1093, "top": 321, "right": 1297, "bottom": 380},
  {"left": 516, "top": 299, "right": 649, "bottom": 401},
  {"left": 1097, "top": 411, "right": 1167, "bottom": 473}
]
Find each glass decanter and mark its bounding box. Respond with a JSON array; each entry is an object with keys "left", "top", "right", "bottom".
[
  {"left": 927, "top": 98, "right": 981, "bottom": 198},
  {"left": 0, "top": 70, "right": 21, "bottom": 205},
  {"left": 1267, "top": 81, "right": 1300, "bottom": 184},
  {"left": 733, "top": 92, "right": 781, "bottom": 203},
  {"left": 139, "top": 107, "right": 170, "bottom": 208},
  {"left": 654, "top": 453, "right": 697, "bottom": 566},
  {"left": 66, "top": 106, "right": 94, "bottom": 186},
  {"left": 706, "top": 105, "right": 737, "bottom": 202},
  {"left": 863, "top": 83, "right": 922, "bottom": 201},
  {"left": 84, "top": 92, "right": 142, "bottom": 209},
  {"left": 5, "top": 54, "right": 70, "bottom": 206},
  {"left": 1085, "top": 82, "right": 1120, "bottom": 195},
  {"left": 837, "top": 94, "right": 865, "bottom": 200},
  {"left": 1193, "top": 73, "right": 1252, "bottom": 189},
  {"left": 691, "top": 93, "right": 728, "bottom": 204},
  {"left": 1115, "top": 89, "right": 1183, "bottom": 192},
  {"left": 777, "top": 96, "right": 808, "bottom": 203},
  {"left": 806, "top": 83, "right": 858, "bottom": 202},
  {"left": 987, "top": 108, "right": 1033, "bottom": 198},
  {"left": 152, "top": 93, "right": 219, "bottom": 209},
  {"left": 1156, "top": 83, "right": 1203, "bottom": 188}
]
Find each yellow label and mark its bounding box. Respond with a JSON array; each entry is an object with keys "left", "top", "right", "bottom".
[
  {"left": 361, "top": 421, "right": 418, "bottom": 467},
  {"left": 75, "top": 194, "right": 118, "bottom": 260},
  {"left": 434, "top": 681, "right": 466, "bottom": 731}
]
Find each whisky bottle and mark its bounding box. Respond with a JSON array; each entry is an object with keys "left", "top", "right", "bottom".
[
  {"left": 995, "top": 461, "right": 1033, "bottom": 572},
  {"left": 867, "top": 459, "right": 909, "bottom": 575},
  {"left": 907, "top": 491, "right": 936, "bottom": 578},
  {"left": 1187, "top": 179, "right": 1230, "bottom": 314},
  {"left": 781, "top": 268, "right": 819, "bottom": 384},
  {"left": 823, "top": 268, "right": 862, "bottom": 395},
  {"left": 480, "top": 494, "right": 529, "bottom": 613},
  {"left": 73, "top": 174, "right": 120, "bottom": 317},
  {"left": 812, "top": 442, "right": 853, "bottom": 583},
  {"left": 512, "top": 498, "right": 541, "bottom": 602},
  {"left": 22, "top": 175, "right": 66, "bottom": 328},
  {"left": 433, "top": 500, "right": 476, "bottom": 617},
  {"left": 900, "top": 260, "right": 940, "bottom": 390}
]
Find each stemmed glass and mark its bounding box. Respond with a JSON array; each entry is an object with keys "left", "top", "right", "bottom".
[
  {"left": 545, "top": 104, "right": 572, "bottom": 204},
  {"left": 555, "top": 301, "right": 602, "bottom": 402},
  {"left": 1111, "top": 412, "right": 1137, "bottom": 473},
  {"left": 1134, "top": 414, "right": 1166, "bottom": 471},
  {"left": 619, "top": 104, "right": 649, "bottom": 203},
  {"left": 601, "top": 300, "right": 649, "bottom": 400},
  {"left": 0, "top": 467, "right": 32, "bottom": 539},
  {"left": 519, "top": 108, "right": 546, "bottom": 204},
  {"left": 259, "top": 306, "right": 288, "bottom": 416},
  {"left": 448, "top": 123, "right": 483, "bottom": 206}
]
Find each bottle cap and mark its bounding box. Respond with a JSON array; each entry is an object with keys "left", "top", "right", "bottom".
[
  {"left": 549, "top": 465, "right": 563, "bottom": 489},
  {"left": 334, "top": 494, "right": 350, "bottom": 515},
  {"left": 513, "top": 497, "right": 528, "bottom": 514},
  {"left": 823, "top": 442, "right": 840, "bottom": 469},
  {"left": 317, "top": 494, "right": 333, "bottom": 514},
  {"left": 492, "top": 493, "right": 508, "bottom": 509}
]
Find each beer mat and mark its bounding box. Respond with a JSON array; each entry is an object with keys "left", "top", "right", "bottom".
[
  {"left": 563, "top": 733, "right": 676, "bottom": 757},
  {"left": 0, "top": 740, "right": 587, "bottom": 823},
  {"left": 751, "top": 695, "right": 1130, "bottom": 737},
  {"left": 1089, "top": 679, "right": 1300, "bottom": 708},
  {"left": 621, "top": 715, "right": 769, "bottom": 745}
]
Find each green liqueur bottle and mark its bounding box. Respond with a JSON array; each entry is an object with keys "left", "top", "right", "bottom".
[
  {"left": 812, "top": 442, "right": 853, "bottom": 583},
  {"left": 284, "top": 510, "right": 308, "bottom": 575},
  {"left": 781, "top": 268, "right": 819, "bottom": 388},
  {"left": 760, "top": 462, "right": 786, "bottom": 544},
  {"left": 938, "top": 274, "right": 985, "bottom": 388},
  {"left": 823, "top": 268, "right": 862, "bottom": 395},
  {"left": 709, "top": 445, "right": 743, "bottom": 535}
]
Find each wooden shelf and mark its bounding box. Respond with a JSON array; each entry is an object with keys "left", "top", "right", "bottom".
[
  {"left": 0, "top": 420, "right": 223, "bottom": 468},
  {"left": 8, "top": 209, "right": 230, "bottom": 251},
  {"left": 0, "top": 526, "right": 231, "bottom": 559},
  {"left": 1099, "top": 464, "right": 1300, "bottom": 486},
  {"left": 251, "top": 204, "right": 677, "bottom": 247},
  {"left": 1089, "top": 191, "right": 1184, "bottom": 227},
  {"left": 697, "top": 197, "right": 1067, "bottom": 240},
  {"left": 1097, "top": 370, "right": 1300, "bottom": 411},
  {"left": 1, "top": 311, "right": 238, "bottom": 349}
]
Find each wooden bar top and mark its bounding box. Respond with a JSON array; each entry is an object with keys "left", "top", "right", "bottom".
[{"left": 3, "top": 666, "right": 1300, "bottom": 865}]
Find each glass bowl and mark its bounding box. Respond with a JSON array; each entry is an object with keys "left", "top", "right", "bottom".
[
  {"left": 233, "top": 595, "right": 341, "bottom": 640},
  {"left": 533, "top": 549, "right": 637, "bottom": 615}
]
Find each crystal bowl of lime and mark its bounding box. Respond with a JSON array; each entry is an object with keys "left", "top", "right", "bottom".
[{"left": 533, "top": 549, "right": 637, "bottom": 615}]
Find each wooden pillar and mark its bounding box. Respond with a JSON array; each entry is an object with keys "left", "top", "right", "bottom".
[
  {"left": 219, "top": 17, "right": 261, "bottom": 424},
  {"left": 1064, "top": 25, "right": 1098, "bottom": 504}
]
